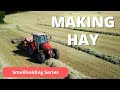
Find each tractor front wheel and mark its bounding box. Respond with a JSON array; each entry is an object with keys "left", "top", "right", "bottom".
[
  {"left": 53, "top": 48, "right": 59, "bottom": 59},
  {"left": 36, "top": 51, "right": 46, "bottom": 63}
]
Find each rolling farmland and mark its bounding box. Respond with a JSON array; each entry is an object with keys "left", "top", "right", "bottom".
[{"left": 0, "top": 11, "right": 120, "bottom": 79}]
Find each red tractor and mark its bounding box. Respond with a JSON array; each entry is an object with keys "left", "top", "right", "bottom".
[{"left": 18, "top": 33, "right": 59, "bottom": 63}]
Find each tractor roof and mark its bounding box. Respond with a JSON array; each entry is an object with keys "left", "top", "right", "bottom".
[{"left": 33, "top": 33, "right": 46, "bottom": 36}]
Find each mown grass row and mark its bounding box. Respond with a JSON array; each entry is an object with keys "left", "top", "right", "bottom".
[
  {"left": 36, "top": 23, "right": 120, "bottom": 36},
  {"left": 50, "top": 39, "right": 120, "bottom": 65},
  {"left": 0, "top": 64, "right": 3, "bottom": 79},
  {"left": 45, "top": 59, "right": 90, "bottom": 79},
  {"left": 69, "top": 28, "right": 120, "bottom": 36},
  {"left": 15, "top": 25, "right": 120, "bottom": 65},
  {"left": 16, "top": 25, "right": 33, "bottom": 35}
]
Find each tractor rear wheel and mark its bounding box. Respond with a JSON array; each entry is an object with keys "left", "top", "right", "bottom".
[
  {"left": 37, "top": 51, "right": 46, "bottom": 63},
  {"left": 53, "top": 48, "right": 59, "bottom": 59}
]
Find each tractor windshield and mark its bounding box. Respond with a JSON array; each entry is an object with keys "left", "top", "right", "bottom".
[{"left": 38, "top": 35, "right": 48, "bottom": 44}]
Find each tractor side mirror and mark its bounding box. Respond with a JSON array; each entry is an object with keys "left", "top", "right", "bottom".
[
  {"left": 47, "top": 35, "right": 52, "bottom": 43},
  {"left": 47, "top": 35, "right": 52, "bottom": 40}
]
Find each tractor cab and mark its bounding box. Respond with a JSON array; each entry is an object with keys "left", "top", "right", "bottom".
[{"left": 33, "top": 33, "right": 48, "bottom": 45}]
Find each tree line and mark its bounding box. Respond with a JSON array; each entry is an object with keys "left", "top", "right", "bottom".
[{"left": 0, "top": 11, "right": 24, "bottom": 23}]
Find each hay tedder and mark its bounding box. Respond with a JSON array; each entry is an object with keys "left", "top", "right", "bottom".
[{"left": 11, "top": 33, "right": 59, "bottom": 63}]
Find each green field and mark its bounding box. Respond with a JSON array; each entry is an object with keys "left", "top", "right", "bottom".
[{"left": 0, "top": 11, "right": 120, "bottom": 79}]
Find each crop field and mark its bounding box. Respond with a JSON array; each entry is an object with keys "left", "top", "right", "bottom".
[{"left": 0, "top": 11, "right": 120, "bottom": 79}]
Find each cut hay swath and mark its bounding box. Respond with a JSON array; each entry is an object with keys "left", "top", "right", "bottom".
[
  {"left": 45, "top": 59, "right": 90, "bottom": 79},
  {"left": 0, "top": 30, "right": 7, "bottom": 32},
  {"left": 15, "top": 25, "right": 120, "bottom": 65},
  {"left": 51, "top": 39, "right": 120, "bottom": 65},
  {"left": 36, "top": 23, "right": 120, "bottom": 36}
]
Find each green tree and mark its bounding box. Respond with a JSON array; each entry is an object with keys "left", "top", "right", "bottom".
[{"left": 0, "top": 11, "right": 5, "bottom": 23}]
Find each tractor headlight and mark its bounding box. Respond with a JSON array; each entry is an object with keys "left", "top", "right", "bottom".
[{"left": 48, "top": 50, "right": 53, "bottom": 54}]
